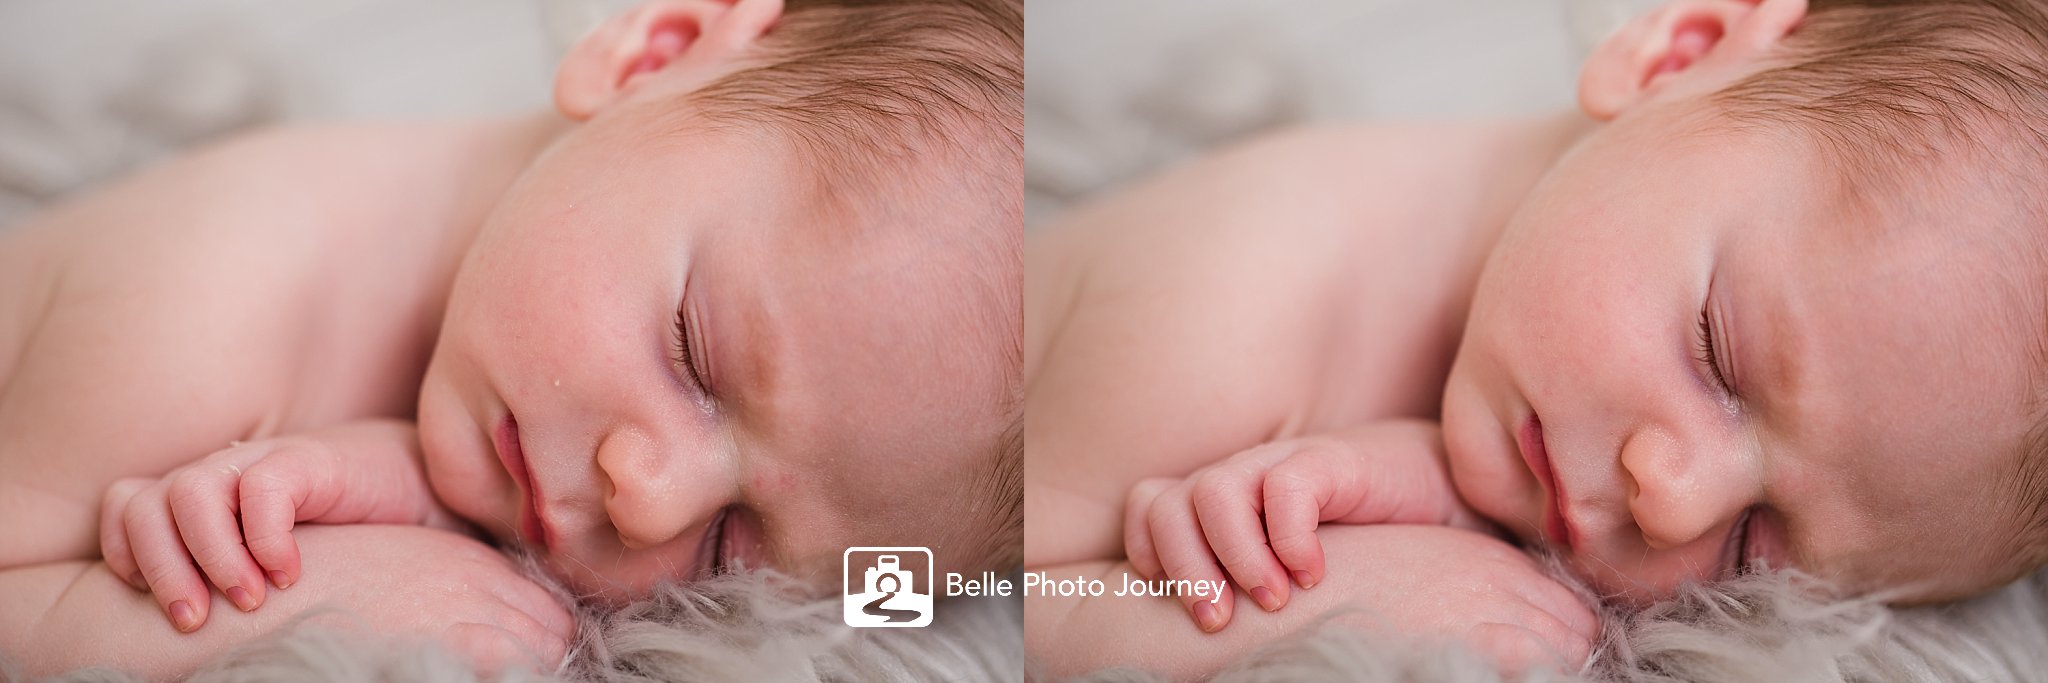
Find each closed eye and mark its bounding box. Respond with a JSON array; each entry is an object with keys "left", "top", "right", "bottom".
[
  {"left": 1696, "top": 304, "right": 1732, "bottom": 394},
  {"left": 674, "top": 306, "right": 707, "bottom": 390}
]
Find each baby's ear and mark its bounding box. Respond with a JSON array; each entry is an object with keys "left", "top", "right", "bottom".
[
  {"left": 553, "top": 0, "right": 784, "bottom": 121},
  {"left": 1578, "top": 0, "right": 1806, "bottom": 121}
]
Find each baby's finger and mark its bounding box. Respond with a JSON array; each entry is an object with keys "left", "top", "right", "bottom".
[
  {"left": 1146, "top": 485, "right": 1236, "bottom": 633},
  {"left": 1122, "top": 477, "right": 1176, "bottom": 581},
  {"left": 167, "top": 463, "right": 267, "bottom": 612},
  {"left": 99, "top": 477, "right": 153, "bottom": 591},
  {"left": 442, "top": 622, "right": 529, "bottom": 676},
  {"left": 124, "top": 485, "right": 211, "bottom": 632},
  {"left": 1189, "top": 468, "right": 1291, "bottom": 612},
  {"left": 1466, "top": 622, "right": 1582, "bottom": 678},
  {"left": 443, "top": 621, "right": 565, "bottom": 677},
  {"left": 1522, "top": 607, "right": 1595, "bottom": 671},
  {"left": 1511, "top": 570, "right": 1601, "bottom": 643},
  {"left": 1262, "top": 453, "right": 1347, "bottom": 589},
  {"left": 239, "top": 457, "right": 310, "bottom": 589}
]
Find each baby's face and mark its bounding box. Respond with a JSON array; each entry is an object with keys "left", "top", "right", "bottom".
[
  {"left": 416, "top": 111, "right": 1011, "bottom": 600},
  {"left": 1442, "top": 103, "right": 2046, "bottom": 604}
]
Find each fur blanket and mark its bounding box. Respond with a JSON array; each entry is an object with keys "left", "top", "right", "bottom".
[
  {"left": 11, "top": 570, "right": 1025, "bottom": 683},
  {"left": 17, "top": 563, "right": 2046, "bottom": 682},
  {"left": 1063, "top": 568, "right": 2048, "bottom": 683}
]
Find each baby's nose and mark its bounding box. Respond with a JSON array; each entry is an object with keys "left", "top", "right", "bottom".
[{"left": 1619, "top": 427, "right": 1759, "bottom": 550}]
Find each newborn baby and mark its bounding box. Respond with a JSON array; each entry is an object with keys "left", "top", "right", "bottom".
[
  {"left": 0, "top": 0, "right": 1021, "bottom": 677},
  {"left": 1025, "top": 0, "right": 2048, "bottom": 677}
]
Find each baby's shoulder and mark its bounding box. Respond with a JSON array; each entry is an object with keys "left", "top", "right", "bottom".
[
  {"left": 1173, "top": 119, "right": 1555, "bottom": 204},
  {"left": 1054, "top": 119, "right": 1541, "bottom": 266},
  {"left": 141, "top": 121, "right": 483, "bottom": 214},
  {"left": 0, "top": 119, "right": 481, "bottom": 420}
]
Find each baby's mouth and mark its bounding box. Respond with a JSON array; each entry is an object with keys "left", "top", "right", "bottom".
[
  {"left": 1518, "top": 414, "right": 1574, "bottom": 552},
  {"left": 494, "top": 414, "right": 551, "bottom": 551}
]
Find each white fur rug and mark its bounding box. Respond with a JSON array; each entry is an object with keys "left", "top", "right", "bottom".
[
  {"left": 13, "top": 561, "right": 2046, "bottom": 682},
  {"left": 1052, "top": 567, "right": 2048, "bottom": 683},
  {"left": 11, "top": 569, "right": 1024, "bottom": 683}
]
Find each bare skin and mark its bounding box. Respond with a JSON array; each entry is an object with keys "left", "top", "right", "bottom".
[
  {"left": 0, "top": 1, "right": 1022, "bottom": 676},
  {"left": 1024, "top": 115, "right": 1599, "bottom": 676},
  {"left": 1029, "top": 1, "right": 2048, "bottom": 677},
  {"left": 1026, "top": 525, "right": 1593, "bottom": 680},
  {"left": 0, "top": 525, "right": 572, "bottom": 680},
  {"left": 0, "top": 115, "right": 574, "bottom": 675},
  {"left": 1025, "top": 116, "right": 1590, "bottom": 565}
]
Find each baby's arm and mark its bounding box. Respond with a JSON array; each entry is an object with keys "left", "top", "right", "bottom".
[
  {"left": 1124, "top": 419, "right": 1494, "bottom": 630},
  {"left": 1026, "top": 124, "right": 1536, "bottom": 569},
  {"left": 1028, "top": 525, "right": 1596, "bottom": 681},
  {"left": 97, "top": 419, "right": 463, "bottom": 631},
  {"left": 1, "top": 524, "right": 570, "bottom": 681}
]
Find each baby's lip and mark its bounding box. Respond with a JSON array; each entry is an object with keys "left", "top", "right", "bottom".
[
  {"left": 493, "top": 414, "right": 552, "bottom": 551},
  {"left": 1518, "top": 413, "right": 1575, "bottom": 552}
]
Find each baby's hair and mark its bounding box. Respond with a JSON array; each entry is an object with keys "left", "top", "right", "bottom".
[
  {"left": 1707, "top": 0, "right": 2048, "bottom": 584},
  {"left": 686, "top": 0, "right": 1022, "bottom": 179},
  {"left": 970, "top": 400, "right": 1024, "bottom": 571},
  {"left": 676, "top": 0, "right": 1025, "bottom": 571},
  {"left": 1708, "top": 0, "right": 2048, "bottom": 203}
]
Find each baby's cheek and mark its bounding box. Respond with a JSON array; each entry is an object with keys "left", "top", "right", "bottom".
[
  {"left": 749, "top": 470, "right": 799, "bottom": 495},
  {"left": 1441, "top": 448, "right": 1515, "bottom": 532}
]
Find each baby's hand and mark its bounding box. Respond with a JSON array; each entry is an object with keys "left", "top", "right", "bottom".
[
  {"left": 97, "top": 420, "right": 446, "bottom": 633},
  {"left": 98, "top": 437, "right": 338, "bottom": 632},
  {"left": 1122, "top": 420, "right": 1481, "bottom": 632}
]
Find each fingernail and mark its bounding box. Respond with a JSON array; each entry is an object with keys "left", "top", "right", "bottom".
[
  {"left": 1193, "top": 601, "right": 1222, "bottom": 632},
  {"left": 127, "top": 571, "right": 146, "bottom": 589},
  {"left": 270, "top": 570, "right": 291, "bottom": 590},
  {"left": 1250, "top": 585, "right": 1281, "bottom": 611},
  {"left": 227, "top": 585, "right": 257, "bottom": 611},
  {"left": 1293, "top": 570, "right": 1316, "bottom": 589},
  {"left": 169, "top": 600, "right": 199, "bottom": 632}
]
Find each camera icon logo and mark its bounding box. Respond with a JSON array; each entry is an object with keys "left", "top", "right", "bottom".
[{"left": 842, "top": 547, "right": 933, "bottom": 628}]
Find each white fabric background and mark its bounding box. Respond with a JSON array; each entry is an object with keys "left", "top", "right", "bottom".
[{"left": 1024, "top": 0, "right": 1660, "bottom": 226}]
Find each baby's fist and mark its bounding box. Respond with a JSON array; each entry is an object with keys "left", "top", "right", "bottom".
[
  {"left": 1123, "top": 438, "right": 1345, "bottom": 631},
  {"left": 98, "top": 437, "right": 337, "bottom": 632},
  {"left": 1123, "top": 422, "right": 1469, "bottom": 633}
]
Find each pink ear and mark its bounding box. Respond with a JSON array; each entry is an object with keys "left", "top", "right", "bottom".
[
  {"left": 551, "top": 0, "right": 784, "bottom": 122},
  {"left": 555, "top": 10, "right": 639, "bottom": 120},
  {"left": 1576, "top": 0, "right": 1807, "bottom": 121},
  {"left": 1653, "top": 19, "right": 1724, "bottom": 77},
  {"left": 626, "top": 22, "right": 697, "bottom": 79}
]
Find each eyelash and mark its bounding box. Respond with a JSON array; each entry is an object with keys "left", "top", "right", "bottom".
[
  {"left": 673, "top": 307, "right": 706, "bottom": 389},
  {"left": 1696, "top": 305, "right": 1732, "bottom": 394}
]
